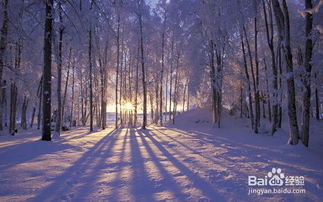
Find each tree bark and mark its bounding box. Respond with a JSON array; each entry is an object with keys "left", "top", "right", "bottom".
[
  {"left": 262, "top": 0, "right": 279, "bottom": 134},
  {"left": 240, "top": 30, "right": 254, "bottom": 129},
  {"left": 0, "top": 0, "right": 9, "bottom": 131},
  {"left": 89, "top": 29, "right": 93, "bottom": 132},
  {"left": 42, "top": 0, "right": 53, "bottom": 141},
  {"left": 301, "top": 0, "right": 313, "bottom": 147},
  {"left": 115, "top": 8, "right": 120, "bottom": 129},
  {"left": 272, "top": 0, "right": 299, "bottom": 145},
  {"left": 264, "top": 58, "right": 272, "bottom": 122},
  {"left": 9, "top": 83, "right": 17, "bottom": 135},
  {"left": 138, "top": 0, "right": 147, "bottom": 129},
  {"left": 243, "top": 24, "right": 259, "bottom": 133},
  {"left": 315, "top": 72, "right": 320, "bottom": 120},
  {"left": 21, "top": 96, "right": 28, "bottom": 130},
  {"left": 62, "top": 48, "right": 72, "bottom": 128},
  {"left": 55, "top": 1, "right": 64, "bottom": 135}
]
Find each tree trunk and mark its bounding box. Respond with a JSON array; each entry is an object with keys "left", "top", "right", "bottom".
[
  {"left": 264, "top": 58, "right": 272, "bottom": 122},
  {"left": 138, "top": 1, "right": 147, "bottom": 129},
  {"left": 42, "top": 0, "right": 53, "bottom": 141},
  {"left": 240, "top": 30, "right": 254, "bottom": 129},
  {"left": 115, "top": 10, "right": 120, "bottom": 129},
  {"left": 315, "top": 72, "right": 320, "bottom": 120},
  {"left": 30, "top": 106, "right": 36, "bottom": 128},
  {"left": 62, "top": 48, "right": 72, "bottom": 128},
  {"left": 9, "top": 83, "right": 17, "bottom": 135},
  {"left": 134, "top": 44, "right": 139, "bottom": 127},
  {"left": 55, "top": 2, "right": 64, "bottom": 136},
  {"left": 37, "top": 77, "right": 43, "bottom": 130},
  {"left": 243, "top": 25, "right": 259, "bottom": 133},
  {"left": 240, "top": 85, "right": 243, "bottom": 118},
  {"left": 172, "top": 51, "right": 180, "bottom": 124},
  {"left": 21, "top": 96, "right": 28, "bottom": 130},
  {"left": 159, "top": 11, "right": 166, "bottom": 125},
  {"left": 208, "top": 40, "right": 218, "bottom": 124},
  {"left": 254, "top": 18, "right": 261, "bottom": 133},
  {"left": 0, "top": 0, "right": 9, "bottom": 131},
  {"left": 301, "top": 0, "right": 313, "bottom": 147},
  {"left": 89, "top": 29, "right": 93, "bottom": 132},
  {"left": 70, "top": 59, "right": 75, "bottom": 127},
  {"left": 272, "top": 0, "right": 299, "bottom": 145},
  {"left": 263, "top": 0, "right": 279, "bottom": 134}
]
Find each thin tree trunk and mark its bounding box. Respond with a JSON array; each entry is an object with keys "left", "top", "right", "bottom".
[
  {"left": 138, "top": 1, "right": 147, "bottom": 129},
  {"left": 30, "top": 106, "right": 36, "bottom": 128},
  {"left": 263, "top": 0, "right": 279, "bottom": 134},
  {"left": 134, "top": 44, "right": 139, "bottom": 127},
  {"left": 9, "top": 83, "right": 17, "bottom": 135},
  {"left": 21, "top": 96, "right": 28, "bottom": 130},
  {"left": 89, "top": 29, "right": 93, "bottom": 132},
  {"left": 169, "top": 40, "right": 174, "bottom": 121},
  {"left": 70, "top": 60, "right": 75, "bottom": 127},
  {"left": 172, "top": 51, "right": 180, "bottom": 124},
  {"left": 240, "top": 85, "right": 243, "bottom": 118},
  {"left": 208, "top": 40, "right": 217, "bottom": 124},
  {"left": 55, "top": 1, "right": 64, "bottom": 136},
  {"left": 62, "top": 48, "right": 72, "bottom": 128},
  {"left": 277, "top": 46, "right": 283, "bottom": 128},
  {"left": 37, "top": 77, "right": 43, "bottom": 130},
  {"left": 315, "top": 72, "right": 320, "bottom": 120},
  {"left": 0, "top": 0, "right": 9, "bottom": 131},
  {"left": 243, "top": 24, "right": 259, "bottom": 133},
  {"left": 159, "top": 11, "right": 166, "bottom": 125},
  {"left": 263, "top": 58, "right": 272, "bottom": 122},
  {"left": 301, "top": 0, "right": 313, "bottom": 147},
  {"left": 115, "top": 10, "right": 120, "bottom": 129},
  {"left": 1, "top": 80, "right": 7, "bottom": 128},
  {"left": 240, "top": 30, "right": 254, "bottom": 129},
  {"left": 254, "top": 17, "right": 261, "bottom": 132}
]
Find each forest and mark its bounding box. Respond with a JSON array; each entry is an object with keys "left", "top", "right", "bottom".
[{"left": 0, "top": 0, "right": 322, "bottom": 201}]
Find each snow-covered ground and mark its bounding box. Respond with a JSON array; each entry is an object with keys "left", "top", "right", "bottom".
[{"left": 0, "top": 109, "right": 322, "bottom": 201}]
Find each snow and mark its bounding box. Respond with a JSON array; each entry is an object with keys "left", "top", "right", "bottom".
[{"left": 0, "top": 109, "right": 323, "bottom": 201}]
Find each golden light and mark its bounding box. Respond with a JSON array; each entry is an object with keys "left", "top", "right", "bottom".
[{"left": 123, "top": 102, "right": 134, "bottom": 111}]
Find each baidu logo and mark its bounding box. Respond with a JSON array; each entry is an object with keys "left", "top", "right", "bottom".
[
  {"left": 248, "top": 167, "right": 304, "bottom": 187},
  {"left": 247, "top": 168, "right": 306, "bottom": 195}
]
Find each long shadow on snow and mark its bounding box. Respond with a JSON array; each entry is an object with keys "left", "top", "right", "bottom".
[
  {"left": 31, "top": 129, "right": 119, "bottom": 202},
  {"left": 135, "top": 129, "right": 190, "bottom": 200},
  {"left": 139, "top": 129, "right": 225, "bottom": 201},
  {"left": 0, "top": 140, "right": 77, "bottom": 171},
  {"left": 128, "top": 128, "right": 155, "bottom": 201},
  {"left": 165, "top": 127, "right": 323, "bottom": 200}
]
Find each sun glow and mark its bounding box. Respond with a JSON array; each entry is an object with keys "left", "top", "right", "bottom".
[{"left": 122, "top": 102, "right": 134, "bottom": 111}]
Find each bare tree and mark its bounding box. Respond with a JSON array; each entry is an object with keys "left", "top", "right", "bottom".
[
  {"left": 138, "top": 0, "right": 147, "bottom": 129},
  {"left": 272, "top": 0, "right": 299, "bottom": 145},
  {"left": 42, "top": 0, "right": 54, "bottom": 141},
  {"left": 301, "top": 0, "right": 314, "bottom": 147},
  {"left": 55, "top": 1, "right": 64, "bottom": 135},
  {"left": 0, "top": 0, "right": 9, "bottom": 131}
]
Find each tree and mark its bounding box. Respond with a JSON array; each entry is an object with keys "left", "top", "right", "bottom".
[
  {"left": 272, "top": 0, "right": 299, "bottom": 145},
  {"left": 262, "top": 0, "right": 279, "bottom": 134},
  {"left": 42, "top": 0, "right": 54, "bottom": 141},
  {"left": 55, "top": 1, "right": 64, "bottom": 136},
  {"left": 0, "top": 0, "right": 9, "bottom": 131},
  {"left": 138, "top": 0, "right": 147, "bottom": 129},
  {"left": 301, "top": 0, "right": 314, "bottom": 147}
]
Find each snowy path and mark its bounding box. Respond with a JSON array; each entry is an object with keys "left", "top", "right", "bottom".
[{"left": 0, "top": 124, "right": 322, "bottom": 201}]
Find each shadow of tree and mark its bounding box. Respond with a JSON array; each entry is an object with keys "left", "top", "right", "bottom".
[
  {"left": 138, "top": 129, "right": 225, "bottom": 201},
  {"left": 32, "top": 129, "right": 119, "bottom": 201}
]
